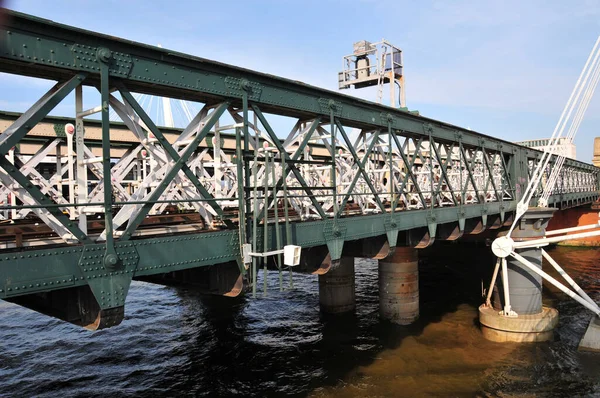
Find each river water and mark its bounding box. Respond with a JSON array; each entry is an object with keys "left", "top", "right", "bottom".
[{"left": 1, "top": 243, "right": 599, "bottom": 397}]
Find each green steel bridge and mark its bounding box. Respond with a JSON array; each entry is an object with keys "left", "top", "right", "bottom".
[{"left": 0, "top": 10, "right": 598, "bottom": 329}]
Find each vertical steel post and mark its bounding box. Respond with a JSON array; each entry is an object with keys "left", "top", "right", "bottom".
[
  {"left": 75, "top": 85, "right": 88, "bottom": 234},
  {"left": 459, "top": 140, "right": 465, "bottom": 204},
  {"left": 388, "top": 119, "right": 394, "bottom": 214},
  {"left": 282, "top": 154, "right": 293, "bottom": 289},
  {"left": 251, "top": 136, "right": 258, "bottom": 297},
  {"left": 272, "top": 150, "right": 282, "bottom": 291},
  {"left": 330, "top": 108, "right": 338, "bottom": 218},
  {"left": 66, "top": 128, "right": 75, "bottom": 220},
  {"left": 98, "top": 49, "right": 118, "bottom": 268},
  {"left": 263, "top": 150, "right": 269, "bottom": 295},
  {"left": 7, "top": 148, "right": 16, "bottom": 219},
  {"left": 55, "top": 144, "right": 62, "bottom": 198},
  {"left": 428, "top": 133, "right": 435, "bottom": 209},
  {"left": 235, "top": 126, "right": 246, "bottom": 253},
  {"left": 242, "top": 89, "right": 252, "bottom": 250},
  {"left": 214, "top": 120, "right": 221, "bottom": 199}
]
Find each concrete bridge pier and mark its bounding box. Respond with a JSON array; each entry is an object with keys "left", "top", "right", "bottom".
[
  {"left": 378, "top": 247, "right": 419, "bottom": 325},
  {"left": 318, "top": 256, "right": 356, "bottom": 314},
  {"left": 480, "top": 208, "right": 559, "bottom": 342}
]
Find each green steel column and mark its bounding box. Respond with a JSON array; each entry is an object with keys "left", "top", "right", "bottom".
[
  {"left": 252, "top": 137, "right": 259, "bottom": 297},
  {"left": 235, "top": 126, "right": 246, "bottom": 254},
  {"left": 263, "top": 151, "right": 269, "bottom": 295},
  {"left": 388, "top": 119, "right": 394, "bottom": 214},
  {"left": 242, "top": 89, "right": 252, "bottom": 249},
  {"left": 330, "top": 108, "right": 338, "bottom": 218},
  {"left": 98, "top": 49, "right": 118, "bottom": 268},
  {"left": 282, "top": 154, "right": 293, "bottom": 289},
  {"left": 272, "top": 150, "right": 283, "bottom": 291}
]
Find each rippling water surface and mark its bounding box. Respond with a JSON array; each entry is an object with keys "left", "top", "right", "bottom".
[{"left": 1, "top": 244, "right": 599, "bottom": 397}]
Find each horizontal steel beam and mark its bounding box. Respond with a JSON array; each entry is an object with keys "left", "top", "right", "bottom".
[
  {"left": 2, "top": 191, "right": 600, "bottom": 301},
  {"left": 0, "top": 9, "right": 596, "bottom": 173}
]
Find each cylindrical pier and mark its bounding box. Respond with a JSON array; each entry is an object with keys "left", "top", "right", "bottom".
[
  {"left": 318, "top": 256, "right": 355, "bottom": 314},
  {"left": 378, "top": 247, "right": 419, "bottom": 325},
  {"left": 506, "top": 246, "right": 542, "bottom": 314},
  {"left": 481, "top": 208, "right": 559, "bottom": 342}
]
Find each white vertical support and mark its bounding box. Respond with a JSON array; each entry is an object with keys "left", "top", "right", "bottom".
[
  {"left": 389, "top": 48, "right": 395, "bottom": 107},
  {"left": 66, "top": 125, "right": 75, "bottom": 220},
  {"left": 501, "top": 258, "right": 516, "bottom": 316},
  {"left": 399, "top": 75, "right": 406, "bottom": 108},
  {"left": 7, "top": 147, "right": 16, "bottom": 219},
  {"left": 75, "top": 85, "right": 88, "bottom": 234},
  {"left": 55, "top": 144, "right": 62, "bottom": 196},
  {"left": 214, "top": 125, "right": 221, "bottom": 198},
  {"left": 162, "top": 97, "right": 174, "bottom": 128}
]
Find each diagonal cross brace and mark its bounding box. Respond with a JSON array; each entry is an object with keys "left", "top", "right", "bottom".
[
  {"left": 481, "top": 150, "right": 501, "bottom": 201},
  {"left": 336, "top": 120, "right": 386, "bottom": 214},
  {"left": 252, "top": 105, "right": 327, "bottom": 219},
  {"left": 0, "top": 73, "right": 87, "bottom": 155},
  {"left": 119, "top": 87, "right": 233, "bottom": 231},
  {"left": 255, "top": 117, "right": 321, "bottom": 222},
  {"left": 0, "top": 157, "right": 92, "bottom": 243},
  {"left": 392, "top": 135, "right": 427, "bottom": 209},
  {"left": 430, "top": 140, "right": 458, "bottom": 206},
  {"left": 117, "top": 99, "right": 230, "bottom": 239},
  {"left": 336, "top": 129, "right": 381, "bottom": 217},
  {"left": 460, "top": 144, "right": 482, "bottom": 204}
]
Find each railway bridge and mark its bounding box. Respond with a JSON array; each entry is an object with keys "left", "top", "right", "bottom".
[{"left": 0, "top": 10, "right": 598, "bottom": 330}]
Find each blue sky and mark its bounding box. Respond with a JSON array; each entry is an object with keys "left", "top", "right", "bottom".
[{"left": 2, "top": 0, "right": 600, "bottom": 161}]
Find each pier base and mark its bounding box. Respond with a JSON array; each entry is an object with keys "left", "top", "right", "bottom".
[
  {"left": 318, "top": 256, "right": 356, "bottom": 314},
  {"left": 479, "top": 305, "right": 558, "bottom": 342},
  {"left": 378, "top": 247, "right": 419, "bottom": 325},
  {"left": 481, "top": 208, "right": 558, "bottom": 342}
]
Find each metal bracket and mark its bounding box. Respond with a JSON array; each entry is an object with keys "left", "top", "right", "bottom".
[
  {"left": 69, "top": 44, "right": 133, "bottom": 76},
  {"left": 426, "top": 214, "right": 438, "bottom": 239},
  {"left": 423, "top": 123, "right": 434, "bottom": 135},
  {"left": 482, "top": 206, "right": 489, "bottom": 228},
  {"left": 318, "top": 98, "right": 342, "bottom": 117},
  {"left": 458, "top": 209, "right": 466, "bottom": 233},
  {"left": 224, "top": 77, "right": 262, "bottom": 101},
  {"left": 380, "top": 112, "right": 394, "bottom": 126},
  {"left": 323, "top": 220, "right": 347, "bottom": 262},
  {"left": 77, "top": 242, "right": 139, "bottom": 310},
  {"left": 384, "top": 216, "right": 399, "bottom": 249}
]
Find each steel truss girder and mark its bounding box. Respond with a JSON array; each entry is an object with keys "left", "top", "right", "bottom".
[{"left": 0, "top": 201, "right": 510, "bottom": 300}]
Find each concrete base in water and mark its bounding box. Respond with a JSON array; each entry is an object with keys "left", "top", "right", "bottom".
[
  {"left": 579, "top": 316, "right": 600, "bottom": 352},
  {"left": 479, "top": 305, "right": 558, "bottom": 343},
  {"left": 378, "top": 247, "right": 419, "bottom": 325},
  {"left": 318, "top": 256, "right": 355, "bottom": 314}
]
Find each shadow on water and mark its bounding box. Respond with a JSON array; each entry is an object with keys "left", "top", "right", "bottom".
[{"left": 1, "top": 243, "right": 600, "bottom": 397}]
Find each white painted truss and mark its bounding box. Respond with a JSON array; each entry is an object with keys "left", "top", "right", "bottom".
[{"left": 0, "top": 83, "right": 596, "bottom": 245}]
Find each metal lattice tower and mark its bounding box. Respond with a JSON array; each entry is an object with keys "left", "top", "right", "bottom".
[{"left": 338, "top": 39, "right": 406, "bottom": 108}]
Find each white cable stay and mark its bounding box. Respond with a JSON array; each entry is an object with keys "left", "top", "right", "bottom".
[
  {"left": 508, "top": 36, "right": 600, "bottom": 236},
  {"left": 488, "top": 37, "right": 600, "bottom": 351}
]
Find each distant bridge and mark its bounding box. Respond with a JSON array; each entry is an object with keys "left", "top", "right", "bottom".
[{"left": 0, "top": 10, "right": 598, "bottom": 329}]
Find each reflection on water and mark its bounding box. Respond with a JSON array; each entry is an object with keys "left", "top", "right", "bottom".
[{"left": 0, "top": 244, "right": 599, "bottom": 397}]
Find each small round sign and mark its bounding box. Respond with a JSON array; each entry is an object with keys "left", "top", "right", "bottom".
[{"left": 65, "top": 123, "right": 75, "bottom": 135}]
